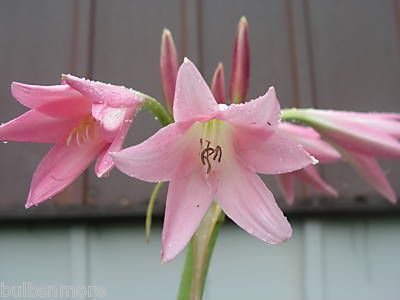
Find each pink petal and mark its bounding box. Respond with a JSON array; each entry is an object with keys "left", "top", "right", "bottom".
[
  {"left": 345, "top": 151, "right": 396, "bottom": 204},
  {"left": 278, "top": 123, "right": 341, "bottom": 163},
  {"left": 160, "top": 29, "right": 179, "bottom": 113},
  {"left": 277, "top": 174, "right": 295, "bottom": 205},
  {"left": 35, "top": 96, "right": 91, "bottom": 119},
  {"left": 62, "top": 75, "right": 144, "bottom": 109},
  {"left": 216, "top": 162, "right": 292, "bottom": 244},
  {"left": 357, "top": 117, "right": 400, "bottom": 138},
  {"left": 161, "top": 171, "right": 213, "bottom": 262},
  {"left": 321, "top": 120, "right": 400, "bottom": 158},
  {"left": 221, "top": 87, "right": 281, "bottom": 128},
  {"left": 26, "top": 137, "right": 107, "bottom": 208},
  {"left": 236, "top": 130, "right": 315, "bottom": 175},
  {"left": 296, "top": 165, "right": 338, "bottom": 197},
  {"left": 211, "top": 62, "right": 227, "bottom": 104},
  {"left": 0, "top": 109, "right": 76, "bottom": 143},
  {"left": 230, "top": 16, "right": 250, "bottom": 104},
  {"left": 11, "top": 82, "right": 85, "bottom": 109},
  {"left": 95, "top": 108, "right": 136, "bottom": 177},
  {"left": 173, "top": 58, "right": 219, "bottom": 122},
  {"left": 304, "top": 110, "right": 400, "bottom": 158},
  {"left": 278, "top": 122, "right": 320, "bottom": 139},
  {"left": 111, "top": 121, "right": 198, "bottom": 182}
]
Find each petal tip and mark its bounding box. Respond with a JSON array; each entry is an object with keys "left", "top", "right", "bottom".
[
  {"left": 268, "top": 86, "right": 276, "bottom": 94},
  {"left": 160, "top": 248, "right": 176, "bottom": 264},
  {"left": 387, "top": 192, "right": 397, "bottom": 204},
  {"left": 25, "top": 200, "right": 35, "bottom": 209},
  {"left": 10, "top": 81, "right": 27, "bottom": 98},
  {"left": 239, "top": 16, "right": 248, "bottom": 27},
  {"left": 267, "top": 222, "right": 292, "bottom": 244},
  {"left": 283, "top": 222, "right": 293, "bottom": 241},
  {"left": 95, "top": 167, "right": 111, "bottom": 178}
]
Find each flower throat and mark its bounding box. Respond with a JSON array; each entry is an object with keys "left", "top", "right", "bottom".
[{"left": 199, "top": 119, "right": 224, "bottom": 174}]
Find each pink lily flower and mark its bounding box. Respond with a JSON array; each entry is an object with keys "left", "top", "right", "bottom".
[
  {"left": 112, "top": 58, "right": 315, "bottom": 262},
  {"left": 0, "top": 75, "right": 143, "bottom": 208},
  {"left": 276, "top": 123, "right": 340, "bottom": 204},
  {"left": 293, "top": 109, "right": 400, "bottom": 203}
]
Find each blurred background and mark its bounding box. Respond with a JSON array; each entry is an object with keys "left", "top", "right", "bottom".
[{"left": 1, "top": 0, "right": 400, "bottom": 299}]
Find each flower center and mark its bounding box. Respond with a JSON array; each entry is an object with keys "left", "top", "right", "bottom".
[
  {"left": 198, "top": 119, "right": 224, "bottom": 175},
  {"left": 66, "top": 115, "right": 99, "bottom": 146}
]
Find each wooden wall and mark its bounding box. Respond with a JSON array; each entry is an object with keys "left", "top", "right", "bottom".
[{"left": 0, "top": 0, "right": 400, "bottom": 218}]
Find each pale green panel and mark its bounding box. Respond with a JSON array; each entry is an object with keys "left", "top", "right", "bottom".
[
  {"left": 0, "top": 225, "right": 72, "bottom": 285},
  {"left": 323, "top": 219, "right": 400, "bottom": 300},
  {"left": 87, "top": 223, "right": 184, "bottom": 299},
  {"left": 204, "top": 221, "right": 303, "bottom": 300},
  {"left": 87, "top": 222, "right": 303, "bottom": 300}
]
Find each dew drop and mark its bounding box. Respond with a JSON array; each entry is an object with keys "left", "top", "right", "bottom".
[{"left": 2, "top": 141, "right": 8, "bottom": 144}]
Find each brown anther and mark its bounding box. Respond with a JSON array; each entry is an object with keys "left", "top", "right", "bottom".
[{"left": 199, "top": 139, "right": 222, "bottom": 174}]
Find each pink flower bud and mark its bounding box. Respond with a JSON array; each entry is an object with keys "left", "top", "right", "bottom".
[
  {"left": 230, "top": 16, "right": 250, "bottom": 104},
  {"left": 160, "top": 29, "right": 178, "bottom": 114},
  {"left": 211, "top": 62, "right": 227, "bottom": 104}
]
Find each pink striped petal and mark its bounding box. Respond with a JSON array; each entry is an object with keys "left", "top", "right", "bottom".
[
  {"left": 35, "top": 96, "right": 91, "bottom": 119},
  {"left": 111, "top": 121, "right": 198, "bottom": 182},
  {"left": 221, "top": 87, "right": 280, "bottom": 128},
  {"left": 359, "top": 118, "right": 400, "bottom": 138},
  {"left": 277, "top": 174, "right": 295, "bottom": 205},
  {"left": 26, "top": 137, "right": 107, "bottom": 208},
  {"left": 211, "top": 62, "right": 227, "bottom": 104},
  {"left": 95, "top": 108, "right": 136, "bottom": 177},
  {"left": 278, "top": 123, "right": 340, "bottom": 163},
  {"left": 345, "top": 151, "right": 396, "bottom": 203},
  {"left": 173, "top": 58, "right": 219, "bottom": 122},
  {"left": 11, "top": 82, "right": 85, "bottom": 109},
  {"left": 62, "top": 75, "right": 144, "bottom": 109},
  {"left": 320, "top": 120, "right": 400, "bottom": 158},
  {"left": 216, "top": 162, "right": 292, "bottom": 244},
  {"left": 296, "top": 165, "right": 338, "bottom": 197},
  {"left": 236, "top": 130, "right": 314, "bottom": 175},
  {"left": 161, "top": 171, "right": 213, "bottom": 262},
  {"left": 304, "top": 110, "right": 400, "bottom": 158},
  {"left": 0, "top": 110, "right": 75, "bottom": 143}
]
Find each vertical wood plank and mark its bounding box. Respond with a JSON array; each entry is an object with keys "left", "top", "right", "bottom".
[
  {"left": 69, "top": 225, "right": 89, "bottom": 288},
  {"left": 323, "top": 218, "right": 400, "bottom": 300},
  {"left": 303, "top": 220, "right": 325, "bottom": 300}
]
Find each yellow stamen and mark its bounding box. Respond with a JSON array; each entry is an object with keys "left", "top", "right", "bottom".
[{"left": 66, "top": 115, "right": 99, "bottom": 146}]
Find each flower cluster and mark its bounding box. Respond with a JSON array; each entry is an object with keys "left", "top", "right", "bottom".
[{"left": 0, "top": 17, "right": 398, "bottom": 265}]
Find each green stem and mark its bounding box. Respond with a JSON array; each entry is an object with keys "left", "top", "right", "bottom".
[
  {"left": 141, "top": 94, "right": 174, "bottom": 126},
  {"left": 145, "top": 182, "right": 164, "bottom": 243},
  {"left": 177, "top": 203, "right": 225, "bottom": 300}
]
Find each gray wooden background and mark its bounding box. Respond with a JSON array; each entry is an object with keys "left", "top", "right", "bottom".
[{"left": 1, "top": 1, "right": 400, "bottom": 299}]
